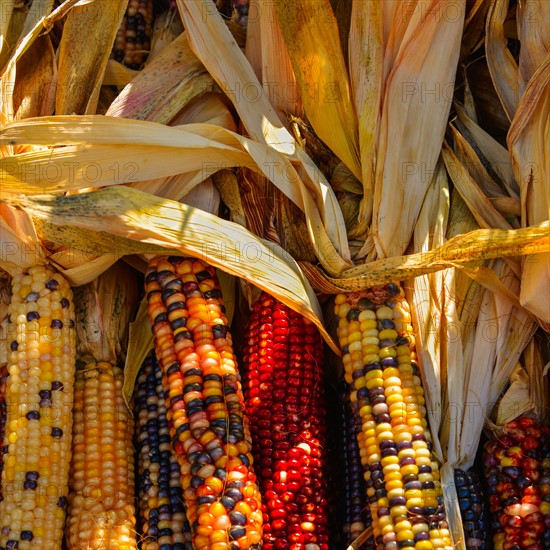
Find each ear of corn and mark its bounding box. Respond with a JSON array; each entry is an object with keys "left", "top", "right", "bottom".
[
  {"left": 145, "top": 256, "right": 263, "bottom": 549},
  {"left": 135, "top": 352, "right": 193, "bottom": 549},
  {"left": 453, "top": 468, "right": 490, "bottom": 550},
  {"left": 0, "top": 266, "right": 76, "bottom": 550},
  {"left": 242, "top": 291, "right": 330, "bottom": 550},
  {"left": 112, "top": 0, "right": 154, "bottom": 70},
  {"left": 341, "top": 389, "right": 373, "bottom": 548},
  {"left": 0, "top": 364, "right": 7, "bottom": 501},
  {"left": 334, "top": 284, "right": 452, "bottom": 550},
  {"left": 483, "top": 416, "right": 550, "bottom": 550},
  {"left": 65, "top": 362, "right": 136, "bottom": 550}
]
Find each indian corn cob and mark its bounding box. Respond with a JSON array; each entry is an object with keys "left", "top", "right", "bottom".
[
  {"left": 65, "top": 362, "right": 136, "bottom": 550},
  {"left": 484, "top": 416, "right": 549, "bottom": 550},
  {"left": 112, "top": 0, "right": 153, "bottom": 69},
  {"left": 341, "top": 388, "right": 373, "bottom": 548},
  {"left": 242, "top": 292, "right": 330, "bottom": 550},
  {"left": 145, "top": 256, "right": 263, "bottom": 549},
  {"left": 453, "top": 468, "right": 490, "bottom": 549},
  {"left": 0, "top": 266, "right": 76, "bottom": 550},
  {"left": 135, "top": 352, "right": 193, "bottom": 549},
  {"left": 334, "top": 283, "right": 452, "bottom": 550},
  {"left": 0, "top": 364, "right": 7, "bottom": 501},
  {"left": 541, "top": 429, "right": 550, "bottom": 547}
]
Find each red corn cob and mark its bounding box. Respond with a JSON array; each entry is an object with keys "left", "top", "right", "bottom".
[{"left": 242, "top": 292, "right": 329, "bottom": 550}]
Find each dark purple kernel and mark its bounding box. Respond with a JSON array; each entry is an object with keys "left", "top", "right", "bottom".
[
  {"left": 404, "top": 481, "right": 422, "bottom": 491},
  {"left": 51, "top": 428, "right": 63, "bottom": 438},
  {"left": 6, "top": 540, "right": 19, "bottom": 549},
  {"left": 69, "top": 320, "right": 75, "bottom": 329},
  {"left": 39, "top": 390, "right": 51, "bottom": 399},
  {"left": 415, "top": 532, "right": 430, "bottom": 541},
  {"left": 381, "top": 357, "right": 398, "bottom": 367},
  {"left": 50, "top": 319, "right": 63, "bottom": 329},
  {"left": 26, "top": 471, "right": 39, "bottom": 481},
  {"left": 408, "top": 506, "right": 425, "bottom": 516},
  {"left": 26, "top": 311, "right": 40, "bottom": 321},
  {"left": 412, "top": 434, "right": 426, "bottom": 442},
  {"left": 25, "top": 411, "right": 40, "bottom": 420},
  {"left": 379, "top": 440, "right": 395, "bottom": 450},
  {"left": 389, "top": 496, "right": 407, "bottom": 507},
  {"left": 10, "top": 341, "right": 18, "bottom": 351},
  {"left": 51, "top": 381, "right": 64, "bottom": 391},
  {"left": 61, "top": 298, "right": 69, "bottom": 308},
  {"left": 385, "top": 283, "right": 400, "bottom": 296},
  {"left": 377, "top": 507, "right": 390, "bottom": 517},
  {"left": 375, "top": 414, "right": 391, "bottom": 424},
  {"left": 399, "top": 457, "right": 416, "bottom": 466},
  {"left": 396, "top": 441, "right": 412, "bottom": 451},
  {"left": 57, "top": 496, "right": 67, "bottom": 508},
  {"left": 422, "top": 481, "right": 435, "bottom": 490},
  {"left": 418, "top": 465, "right": 432, "bottom": 474},
  {"left": 20, "top": 531, "right": 33, "bottom": 541},
  {"left": 357, "top": 297, "right": 375, "bottom": 310},
  {"left": 46, "top": 279, "right": 59, "bottom": 290},
  {"left": 24, "top": 480, "right": 37, "bottom": 490},
  {"left": 381, "top": 448, "right": 398, "bottom": 457}
]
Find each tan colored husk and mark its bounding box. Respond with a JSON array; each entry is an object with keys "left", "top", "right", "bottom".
[
  {"left": 370, "top": 0, "right": 465, "bottom": 260},
  {"left": 212, "top": 169, "right": 247, "bottom": 228},
  {"left": 255, "top": 0, "right": 302, "bottom": 121},
  {"left": 508, "top": 55, "right": 550, "bottom": 326},
  {"left": 0, "top": 115, "right": 350, "bottom": 275},
  {"left": 147, "top": 6, "right": 184, "bottom": 63},
  {"left": 300, "top": 221, "right": 549, "bottom": 293},
  {"left": 13, "top": 34, "right": 56, "bottom": 120},
  {"left": 74, "top": 261, "right": 139, "bottom": 366},
  {"left": 102, "top": 60, "right": 138, "bottom": 87},
  {"left": 273, "top": 0, "right": 361, "bottom": 179},
  {"left": 56, "top": 0, "right": 127, "bottom": 115},
  {"left": 496, "top": 363, "right": 533, "bottom": 425},
  {"left": 7, "top": 185, "right": 337, "bottom": 353},
  {"left": 175, "top": 0, "right": 351, "bottom": 266},
  {"left": 105, "top": 32, "right": 216, "bottom": 124},
  {"left": 524, "top": 337, "right": 550, "bottom": 424}
]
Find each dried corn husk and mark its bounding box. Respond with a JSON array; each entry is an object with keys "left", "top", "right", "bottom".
[
  {"left": 74, "top": 262, "right": 139, "bottom": 365},
  {"left": 6, "top": 185, "right": 336, "bottom": 352},
  {"left": 106, "top": 32, "right": 215, "bottom": 124},
  {"left": 56, "top": 0, "right": 127, "bottom": 115}
]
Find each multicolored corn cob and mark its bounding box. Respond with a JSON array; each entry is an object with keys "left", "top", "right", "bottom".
[
  {"left": 0, "top": 364, "right": 7, "bottom": 501},
  {"left": 65, "top": 362, "right": 136, "bottom": 550},
  {"left": 484, "top": 416, "right": 550, "bottom": 550},
  {"left": 454, "top": 468, "right": 490, "bottom": 549},
  {"left": 541, "top": 429, "right": 550, "bottom": 547},
  {"left": 0, "top": 266, "right": 76, "bottom": 550},
  {"left": 341, "top": 389, "right": 373, "bottom": 548},
  {"left": 112, "top": 0, "right": 153, "bottom": 69},
  {"left": 242, "top": 292, "right": 329, "bottom": 550},
  {"left": 145, "top": 256, "right": 263, "bottom": 549},
  {"left": 135, "top": 352, "right": 193, "bottom": 550},
  {"left": 334, "top": 284, "right": 452, "bottom": 550}
]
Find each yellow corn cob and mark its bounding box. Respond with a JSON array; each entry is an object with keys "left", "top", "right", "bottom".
[
  {"left": 65, "top": 362, "right": 136, "bottom": 550},
  {"left": 0, "top": 266, "right": 76, "bottom": 550},
  {"left": 0, "top": 364, "right": 7, "bottom": 501},
  {"left": 112, "top": 0, "right": 154, "bottom": 69},
  {"left": 334, "top": 283, "right": 452, "bottom": 550}
]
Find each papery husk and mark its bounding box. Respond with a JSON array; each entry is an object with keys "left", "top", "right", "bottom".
[
  {"left": 6, "top": 185, "right": 337, "bottom": 353},
  {"left": 175, "top": 0, "right": 351, "bottom": 266},
  {"left": 495, "top": 363, "right": 533, "bottom": 426},
  {"left": 370, "top": 0, "right": 465, "bottom": 260},
  {"left": 106, "top": 32, "right": 216, "bottom": 124},
  {"left": 524, "top": 336, "right": 550, "bottom": 424},
  {"left": 13, "top": 34, "right": 56, "bottom": 119},
  {"left": 123, "top": 295, "right": 153, "bottom": 404},
  {"left": 102, "top": 59, "right": 138, "bottom": 87},
  {"left": 0, "top": 1, "right": 27, "bottom": 75},
  {"left": 300, "top": 221, "right": 549, "bottom": 293},
  {"left": 508, "top": 55, "right": 550, "bottom": 326},
  {"left": 273, "top": 0, "right": 361, "bottom": 179},
  {"left": 0, "top": 115, "right": 350, "bottom": 275},
  {"left": 56, "top": 0, "right": 127, "bottom": 115},
  {"left": 148, "top": 6, "right": 184, "bottom": 63},
  {"left": 74, "top": 261, "right": 139, "bottom": 365},
  {"left": 212, "top": 169, "right": 247, "bottom": 228},
  {"left": 485, "top": 0, "right": 518, "bottom": 120},
  {"left": 255, "top": 0, "right": 302, "bottom": 122}
]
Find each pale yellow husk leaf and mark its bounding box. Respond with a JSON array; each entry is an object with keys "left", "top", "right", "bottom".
[
  {"left": 106, "top": 32, "right": 215, "bottom": 124},
  {"left": 56, "top": 0, "right": 127, "bottom": 115},
  {"left": 273, "top": 0, "right": 361, "bottom": 180},
  {"left": 175, "top": 0, "right": 351, "bottom": 264},
  {"left": 0, "top": 115, "right": 349, "bottom": 275},
  {"left": 5, "top": 185, "right": 338, "bottom": 353},
  {"left": 372, "top": 0, "right": 465, "bottom": 260}
]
